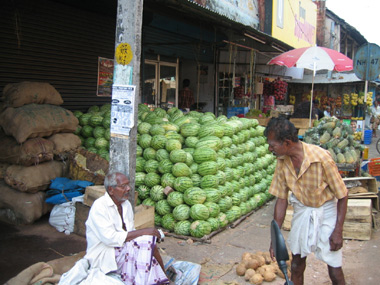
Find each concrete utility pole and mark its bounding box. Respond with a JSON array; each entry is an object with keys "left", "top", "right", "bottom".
[{"left": 109, "top": 0, "right": 144, "bottom": 207}]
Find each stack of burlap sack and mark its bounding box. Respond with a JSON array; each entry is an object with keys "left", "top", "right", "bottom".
[{"left": 0, "top": 82, "right": 82, "bottom": 225}]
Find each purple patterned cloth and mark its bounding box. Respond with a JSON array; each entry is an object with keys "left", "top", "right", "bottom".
[{"left": 115, "top": 235, "right": 169, "bottom": 284}]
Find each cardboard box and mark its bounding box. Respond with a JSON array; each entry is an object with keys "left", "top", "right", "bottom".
[
  {"left": 343, "top": 177, "right": 379, "bottom": 210},
  {"left": 74, "top": 203, "right": 155, "bottom": 237},
  {"left": 343, "top": 199, "right": 372, "bottom": 240}
]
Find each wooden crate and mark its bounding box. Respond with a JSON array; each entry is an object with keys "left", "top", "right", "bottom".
[
  {"left": 343, "top": 177, "right": 379, "bottom": 210},
  {"left": 246, "top": 116, "right": 269, "bottom": 126},
  {"left": 74, "top": 203, "right": 155, "bottom": 237},
  {"left": 343, "top": 199, "right": 372, "bottom": 241},
  {"left": 83, "top": 185, "right": 106, "bottom": 207},
  {"left": 289, "top": 118, "right": 314, "bottom": 129},
  {"left": 298, "top": 128, "right": 308, "bottom": 136}
]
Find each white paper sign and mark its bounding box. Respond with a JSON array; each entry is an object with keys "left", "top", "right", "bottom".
[{"left": 110, "top": 85, "right": 135, "bottom": 135}]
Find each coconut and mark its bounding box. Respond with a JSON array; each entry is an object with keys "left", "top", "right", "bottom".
[
  {"left": 249, "top": 273, "right": 264, "bottom": 284},
  {"left": 263, "top": 270, "right": 276, "bottom": 282},
  {"left": 244, "top": 268, "right": 256, "bottom": 281},
  {"left": 236, "top": 263, "right": 246, "bottom": 276}
]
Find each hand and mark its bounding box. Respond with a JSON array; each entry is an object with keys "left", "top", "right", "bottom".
[{"left": 329, "top": 229, "right": 343, "bottom": 251}]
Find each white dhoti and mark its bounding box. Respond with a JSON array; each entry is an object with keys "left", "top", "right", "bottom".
[{"left": 288, "top": 193, "right": 342, "bottom": 268}]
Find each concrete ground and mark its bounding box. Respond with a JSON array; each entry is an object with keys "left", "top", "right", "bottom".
[{"left": 1, "top": 137, "right": 380, "bottom": 284}]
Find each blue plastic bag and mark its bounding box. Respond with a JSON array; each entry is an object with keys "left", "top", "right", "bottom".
[{"left": 45, "top": 177, "right": 94, "bottom": 204}]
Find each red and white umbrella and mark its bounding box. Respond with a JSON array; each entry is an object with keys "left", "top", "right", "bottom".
[
  {"left": 268, "top": 46, "right": 353, "bottom": 72},
  {"left": 267, "top": 46, "right": 354, "bottom": 126}
]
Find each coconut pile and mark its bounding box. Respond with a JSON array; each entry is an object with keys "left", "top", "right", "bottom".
[{"left": 235, "top": 251, "right": 291, "bottom": 284}]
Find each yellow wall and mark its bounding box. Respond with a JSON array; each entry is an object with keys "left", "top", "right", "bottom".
[{"left": 272, "top": 0, "right": 317, "bottom": 48}]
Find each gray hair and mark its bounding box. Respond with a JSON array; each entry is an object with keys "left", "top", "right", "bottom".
[{"left": 104, "top": 172, "right": 126, "bottom": 192}]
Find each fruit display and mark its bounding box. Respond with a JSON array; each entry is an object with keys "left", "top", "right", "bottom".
[
  {"left": 73, "top": 104, "right": 111, "bottom": 161},
  {"left": 273, "top": 78, "right": 288, "bottom": 102},
  {"left": 235, "top": 250, "right": 291, "bottom": 284},
  {"left": 303, "top": 116, "right": 364, "bottom": 164},
  {"left": 135, "top": 104, "right": 277, "bottom": 238}
]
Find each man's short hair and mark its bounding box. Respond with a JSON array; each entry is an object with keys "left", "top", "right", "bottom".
[
  {"left": 104, "top": 172, "right": 126, "bottom": 192},
  {"left": 264, "top": 116, "right": 299, "bottom": 143}
]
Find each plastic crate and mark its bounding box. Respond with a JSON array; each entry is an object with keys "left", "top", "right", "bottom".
[{"left": 368, "top": 158, "right": 380, "bottom": 176}]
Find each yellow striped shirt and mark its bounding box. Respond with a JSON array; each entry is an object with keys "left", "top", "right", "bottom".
[{"left": 268, "top": 142, "right": 348, "bottom": 208}]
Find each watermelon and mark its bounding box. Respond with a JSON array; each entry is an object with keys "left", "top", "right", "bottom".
[
  {"left": 190, "top": 163, "right": 198, "bottom": 175},
  {"left": 79, "top": 113, "right": 92, "bottom": 126},
  {"left": 215, "top": 171, "right": 226, "bottom": 185},
  {"left": 101, "top": 116, "right": 110, "bottom": 129},
  {"left": 161, "top": 213, "right": 176, "bottom": 231},
  {"left": 135, "top": 172, "right": 146, "bottom": 187},
  {"left": 136, "top": 145, "right": 143, "bottom": 157},
  {"left": 155, "top": 200, "right": 172, "bottom": 216},
  {"left": 84, "top": 137, "right": 96, "bottom": 149},
  {"left": 204, "top": 202, "right": 220, "bottom": 218},
  {"left": 161, "top": 122, "right": 179, "bottom": 132},
  {"left": 73, "top": 110, "right": 83, "bottom": 119},
  {"left": 189, "top": 220, "right": 211, "bottom": 238},
  {"left": 200, "top": 175, "right": 219, "bottom": 189},
  {"left": 87, "top": 147, "right": 97, "bottom": 154},
  {"left": 218, "top": 196, "right": 232, "bottom": 212},
  {"left": 166, "top": 139, "right": 182, "bottom": 152},
  {"left": 196, "top": 136, "right": 222, "bottom": 151},
  {"left": 172, "top": 163, "right": 192, "bottom": 177},
  {"left": 81, "top": 125, "right": 94, "bottom": 138},
  {"left": 165, "top": 131, "right": 184, "bottom": 144},
  {"left": 74, "top": 125, "right": 82, "bottom": 135},
  {"left": 217, "top": 212, "right": 228, "bottom": 228},
  {"left": 138, "top": 122, "right": 152, "bottom": 134},
  {"left": 144, "top": 172, "right": 161, "bottom": 187},
  {"left": 169, "top": 149, "right": 187, "bottom": 163},
  {"left": 138, "top": 134, "right": 152, "bottom": 149},
  {"left": 93, "top": 126, "right": 106, "bottom": 139},
  {"left": 231, "top": 192, "right": 242, "bottom": 206},
  {"left": 161, "top": 173, "right": 176, "bottom": 188},
  {"left": 150, "top": 124, "right": 166, "bottom": 136},
  {"left": 137, "top": 185, "right": 150, "bottom": 199},
  {"left": 88, "top": 105, "right": 100, "bottom": 113},
  {"left": 174, "top": 220, "right": 191, "bottom": 236},
  {"left": 142, "top": 198, "right": 156, "bottom": 207},
  {"left": 158, "top": 159, "right": 173, "bottom": 174},
  {"left": 198, "top": 161, "right": 218, "bottom": 176},
  {"left": 136, "top": 157, "right": 146, "bottom": 172},
  {"left": 193, "top": 147, "right": 217, "bottom": 164},
  {"left": 172, "top": 204, "right": 190, "bottom": 221},
  {"left": 143, "top": 148, "right": 156, "bottom": 160},
  {"left": 156, "top": 149, "right": 170, "bottom": 161},
  {"left": 184, "top": 187, "right": 206, "bottom": 205},
  {"left": 151, "top": 135, "right": 167, "bottom": 150},
  {"left": 180, "top": 123, "right": 200, "bottom": 137},
  {"left": 191, "top": 174, "right": 202, "bottom": 187},
  {"left": 167, "top": 191, "right": 184, "bottom": 207},
  {"left": 150, "top": 185, "right": 165, "bottom": 201},
  {"left": 185, "top": 136, "right": 199, "bottom": 148},
  {"left": 185, "top": 152, "right": 193, "bottom": 166},
  {"left": 203, "top": 188, "right": 221, "bottom": 203},
  {"left": 89, "top": 114, "right": 103, "bottom": 127},
  {"left": 173, "top": 177, "right": 193, "bottom": 193},
  {"left": 207, "top": 217, "right": 220, "bottom": 231},
  {"left": 190, "top": 204, "right": 210, "bottom": 220}
]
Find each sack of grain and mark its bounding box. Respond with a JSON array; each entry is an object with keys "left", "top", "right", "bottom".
[
  {"left": 47, "top": 133, "right": 81, "bottom": 160},
  {"left": 4, "top": 160, "right": 66, "bottom": 193},
  {"left": 0, "top": 104, "right": 78, "bottom": 143},
  {"left": 0, "top": 135, "right": 54, "bottom": 166},
  {"left": 0, "top": 162, "right": 10, "bottom": 179},
  {"left": 2, "top": 81, "right": 63, "bottom": 107},
  {"left": 0, "top": 180, "right": 52, "bottom": 225}
]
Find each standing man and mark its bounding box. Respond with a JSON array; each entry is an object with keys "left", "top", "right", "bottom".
[
  {"left": 179, "top": 79, "right": 194, "bottom": 110},
  {"left": 84, "top": 172, "right": 169, "bottom": 284},
  {"left": 265, "top": 117, "right": 348, "bottom": 285}
]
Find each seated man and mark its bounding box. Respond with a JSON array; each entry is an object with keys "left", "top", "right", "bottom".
[{"left": 84, "top": 172, "right": 169, "bottom": 284}]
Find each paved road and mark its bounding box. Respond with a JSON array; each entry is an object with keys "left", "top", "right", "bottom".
[{"left": 1, "top": 138, "right": 379, "bottom": 284}]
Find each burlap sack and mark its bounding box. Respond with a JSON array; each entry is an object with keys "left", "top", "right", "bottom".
[
  {"left": 0, "top": 104, "right": 79, "bottom": 143},
  {"left": 0, "top": 162, "right": 10, "bottom": 179},
  {"left": 4, "top": 160, "right": 65, "bottom": 193},
  {"left": 0, "top": 135, "right": 54, "bottom": 166},
  {"left": 0, "top": 180, "right": 52, "bottom": 225},
  {"left": 2, "top": 81, "right": 63, "bottom": 107},
  {"left": 48, "top": 133, "right": 82, "bottom": 159}
]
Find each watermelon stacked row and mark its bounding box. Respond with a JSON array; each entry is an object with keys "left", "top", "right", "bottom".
[
  {"left": 73, "top": 104, "right": 111, "bottom": 161},
  {"left": 135, "top": 105, "right": 277, "bottom": 238}
]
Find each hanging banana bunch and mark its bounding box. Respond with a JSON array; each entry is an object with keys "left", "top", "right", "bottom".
[
  {"left": 350, "top": 93, "right": 358, "bottom": 106},
  {"left": 366, "top": 92, "right": 373, "bottom": 106},
  {"left": 289, "top": 95, "right": 296, "bottom": 105},
  {"left": 343, "top": 93, "right": 350, "bottom": 105}
]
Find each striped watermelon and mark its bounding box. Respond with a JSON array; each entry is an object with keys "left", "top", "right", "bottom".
[
  {"left": 218, "top": 196, "right": 232, "bottom": 212},
  {"left": 172, "top": 163, "right": 192, "bottom": 177},
  {"left": 167, "top": 191, "right": 184, "bottom": 207},
  {"left": 161, "top": 173, "right": 176, "bottom": 188},
  {"left": 144, "top": 173, "right": 161, "bottom": 187},
  {"left": 151, "top": 135, "right": 167, "bottom": 150},
  {"left": 190, "top": 204, "right": 210, "bottom": 220},
  {"left": 161, "top": 213, "right": 176, "bottom": 231},
  {"left": 150, "top": 185, "right": 165, "bottom": 201},
  {"left": 180, "top": 123, "right": 200, "bottom": 137},
  {"left": 156, "top": 149, "right": 170, "bottom": 161},
  {"left": 191, "top": 174, "right": 202, "bottom": 187},
  {"left": 174, "top": 220, "right": 191, "bottom": 236},
  {"left": 138, "top": 134, "right": 152, "bottom": 149},
  {"left": 136, "top": 185, "right": 150, "bottom": 199},
  {"left": 190, "top": 163, "right": 198, "bottom": 175},
  {"left": 195, "top": 136, "right": 222, "bottom": 151},
  {"left": 169, "top": 149, "right": 187, "bottom": 163},
  {"left": 149, "top": 124, "right": 166, "bottom": 136},
  {"left": 203, "top": 188, "right": 221, "bottom": 203},
  {"left": 165, "top": 131, "right": 184, "bottom": 144},
  {"left": 207, "top": 217, "right": 220, "bottom": 231},
  {"left": 137, "top": 122, "right": 152, "bottom": 134},
  {"left": 189, "top": 220, "right": 209, "bottom": 238},
  {"left": 173, "top": 204, "right": 190, "bottom": 221},
  {"left": 173, "top": 177, "right": 193, "bottom": 193},
  {"left": 155, "top": 200, "right": 172, "bottom": 216},
  {"left": 144, "top": 159, "right": 159, "bottom": 173},
  {"left": 184, "top": 187, "right": 206, "bottom": 205},
  {"left": 200, "top": 175, "right": 219, "bottom": 189},
  {"left": 193, "top": 147, "right": 217, "bottom": 163},
  {"left": 166, "top": 139, "right": 182, "bottom": 152},
  {"left": 135, "top": 172, "right": 146, "bottom": 187},
  {"left": 185, "top": 136, "right": 199, "bottom": 148},
  {"left": 158, "top": 159, "right": 173, "bottom": 174},
  {"left": 198, "top": 161, "right": 218, "bottom": 176},
  {"left": 204, "top": 201, "right": 220, "bottom": 218},
  {"left": 143, "top": 148, "right": 156, "bottom": 160}
]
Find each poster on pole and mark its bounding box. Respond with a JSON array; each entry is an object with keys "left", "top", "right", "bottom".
[
  {"left": 110, "top": 85, "right": 136, "bottom": 136},
  {"left": 97, "top": 57, "right": 114, "bottom": 96}
]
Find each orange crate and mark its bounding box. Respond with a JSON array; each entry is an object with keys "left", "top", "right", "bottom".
[{"left": 368, "top": 158, "right": 380, "bottom": 176}]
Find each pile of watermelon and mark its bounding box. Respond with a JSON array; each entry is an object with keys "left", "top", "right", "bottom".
[
  {"left": 135, "top": 105, "right": 277, "bottom": 238},
  {"left": 73, "top": 104, "right": 111, "bottom": 161}
]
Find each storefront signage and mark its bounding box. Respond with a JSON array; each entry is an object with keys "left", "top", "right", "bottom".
[
  {"left": 110, "top": 85, "right": 136, "bottom": 136},
  {"left": 354, "top": 43, "right": 380, "bottom": 81},
  {"left": 97, "top": 57, "right": 114, "bottom": 96},
  {"left": 188, "top": 0, "right": 259, "bottom": 28},
  {"left": 115, "top": 43, "right": 133, "bottom": 65},
  {"left": 272, "top": 0, "right": 316, "bottom": 48}
]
